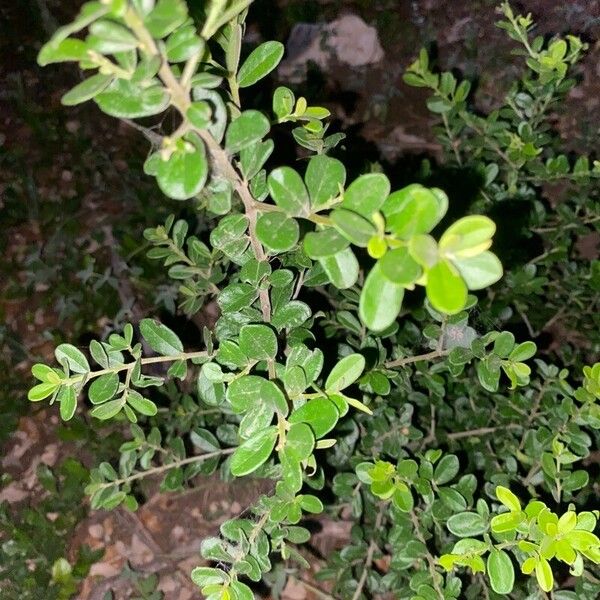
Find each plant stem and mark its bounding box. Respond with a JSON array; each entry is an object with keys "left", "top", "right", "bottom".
[
  {"left": 96, "top": 447, "right": 235, "bottom": 489},
  {"left": 351, "top": 506, "right": 384, "bottom": 600},
  {"left": 385, "top": 349, "right": 450, "bottom": 369}
]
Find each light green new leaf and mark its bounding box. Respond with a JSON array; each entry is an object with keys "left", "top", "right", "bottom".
[
  {"left": 341, "top": 173, "right": 390, "bottom": 216},
  {"left": 487, "top": 549, "right": 515, "bottom": 594},
  {"left": 319, "top": 247, "right": 359, "bottom": 289},
  {"left": 359, "top": 262, "right": 404, "bottom": 331},
  {"left": 535, "top": 557, "right": 554, "bottom": 592},
  {"left": 304, "top": 228, "right": 349, "bottom": 258},
  {"left": 156, "top": 136, "right": 208, "bottom": 200},
  {"left": 32, "top": 363, "right": 60, "bottom": 383},
  {"left": 268, "top": 167, "right": 310, "bottom": 216},
  {"left": 230, "top": 426, "right": 278, "bottom": 476},
  {"left": 143, "top": 0, "right": 188, "bottom": 38},
  {"left": 379, "top": 247, "right": 422, "bottom": 286},
  {"left": 425, "top": 259, "right": 467, "bottom": 314},
  {"left": 453, "top": 251, "right": 502, "bottom": 290},
  {"left": 239, "top": 324, "right": 278, "bottom": 361},
  {"left": 225, "top": 110, "right": 270, "bottom": 154},
  {"left": 305, "top": 155, "right": 346, "bottom": 209},
  {"left": 496, "top": 486, "right": 521, "bottom": 512},
  {"left": 273, "top": 85, "right": 295, "bottom": 119},
  {"left": 88, "top": 19, "right": 139, "bottom": 53},
  {"left": 89, "top": 372, "right": 119, "bottom": 404},
  {"left": 28, "top": 382, "right": 59, "bottom": 402},
  {"left": 256, "top": 212, "right": 299, "bottom": 253},
  {"left": 238, "top": 41, "right": 285, "bottom": 88},
  {"left": 439, "top": 215, "right": 496, "bottom": 257},
  {"left": 326, "top": 354, "right": 365, "bottom": 392},
  {"left": 61, "top": 73, "right": 113, "bottom": 106},
  {"left": 139, "top": 319, "right": 184, "bottom": 356},
  {"left": 288, "top": 398, "right": 339, "bottom": 438},
  {"left": 382, "top": 184, "right": 444, "bottom": 239},
  {"left": 58, "top": 387, "right": 77, "bottom": 421},
  {"left": 55, "top": 343, "right": 90, "bottom": 373},
  {"left": 330, "top": 208, "right": 376, "bottom": 247}
]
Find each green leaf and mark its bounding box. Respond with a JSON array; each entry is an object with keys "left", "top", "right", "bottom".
[
  {"left": 237, "top": 41, "right": 285, "bottom": 88},
  {"left": 143, "top": 0, "right": 188, "bottom": 38},
  {"left": 300, "top": 494, "right": 323, "bottom": 513},
  {"left": 487, "top": 549, "right": 515, "bottom": 594},
  {"left": 304, "top": 228, "right": 349, "bottom": 258},
  {"left": 32, "top": 364, "right": 60, "bottom": 383},
  {"left": 319, "top": 247, "right": 359, "bottom": 289},
  {"left": 38, "top": 38, "right": 89, "bottom": 66},
  {"left": 238, "top": 324, "right": 278, "bottom": 361},
  {"left": 190, "top": 566, "right": 228, "bottom": 588},
  {"left": 186, "top": 100, "right": 212, "bottom": 129},
  {"left": 288, "top": 398, "right": 339, "bottom": 438},
  {"left": 439, "top": 216, "right": 496, "bottom": 258},
  {"left": 535, "top": 557, "right": 554, "bottom": 592},
  {"left": 225, "top": 110, "right": 270, "bottom": 154},
  {"left": 409, "top": 234, "right": 438, "bottom": 269},
  {"left": 268, "top": 167, "right": 310, "bottom": 217},
  {"left": 28, "top": 382, "right": 59, "bottom": 402},
  {"left": 88, "top": 19, "right": 139, "bottom": 53},
  {"left": 55, "top": 344, "right": 90, "bottom": 373},
  {"left": 382, "top": 184, "right": 445, "bottom": 239},
  {"left": 256, "top": 212, "right": 299, "bottom": 253},
  {"left": 477, "top": 358, "right": 500, "bottom": 392},
  {"left": 305, "top": 155, "right": 346, "bottom": 209},
  {"left": 230, "top": 426, "right": 278, "bottom": 476},
  {"left": 89, "top": 373, "right": 119, "bottom": 404},
  {"left": 95, "top": 79, "right": 170, "bottom": 118},
  {"left": 494, "top": 332, "right": 515, "bottom": 358},
  {"left": 284, "top": 422, "right": 315, "bottom": 462},
  {"left": 341, "top": 173, "right": 390, "bottom": 216},
  {"left": 434, "top": 454, "right": 459, "bottom": 485},
  {"left": 426, "top": 259, "right": 467, "bottom": 314},
  {"left": 218, "top": 283, "right": 257, "bottom": 312},
  {"left": 452, "top": 251, "right": 502, "bottom": 290},
  {"left": 165, "top": 25, "right": 204, "bottom": 62},
  {"left": 227, "top": 375, "right": 264, "bottom": 413},
  {"left": 359, "top": 262, "right": 404, "bottom": 331},
  {"left": 326, "top": 354, "right": 365, "bottom": 392},
  {"left": 240, "top": 139, "right": 274, "bottom": 180},
  {"left": 509, "top": 341, "right": 537, "bottom": 362},
  {"left": 446, "top": 512, "right": 488, "bottom": 537},
  {"left": 271, "top": 301, "right": 311, "bottom": 330},
  {"left": 126, "top": 391, "right": 158, "bottom": 416},
  {"left": 90, "top": 398, "right": 124, "bottom": 420},
  {"left": 156, "top": 136, "right": 208, "bottom": 200},
  {"left": 61, "top": 73, "right": 113, "bottom": 106},
  {"left": 58, "top": 387, "right": 77, "bottom": 421},
  {"left": 330, "top": 208, "right": 375, "bottom": 247},
  {"left": 496, "top": 486, "right": 521, "bottom": 512},
  {"left": 379, "top": 247, "right": 422, "bottom": 286},
  {"left": 139, "top": 319, "right": 184, "bottom": 356},
  {"left": 273, "top": 85, "right": 295, "bottom": 118}
]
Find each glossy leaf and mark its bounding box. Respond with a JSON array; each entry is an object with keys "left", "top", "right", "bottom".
[
  {"left": 487, "top": 549, "right": 515, "bottom": 594},
  {"left": 58, "top": 389, "right": 76, "bottom": 421},
  {"left": 225, "top": 110, "right": 270, "bottom": 154},
  {"left": 89, "top": 373, "right": 119, "bottom": 404},
  {"left": 326, "top": 354, "right": 365, "bottom": 392},
  {"left": 55, "top": 344, "right": 90, "bottom": 374},
  {"left": 61, "top": 73, "right": 113, "bottom": 106},
  {"left": 330, "top": 208, "right": 375, "bottom": 247},
  {"left": 238, "top": 41, "right": 285, "bottom": 88},
  {"left": 341, "top": 173, "right": 390, "bottom": 216},
  {"left": 289, "top": 398, "right": 339, "bottom": 438},
  {"left": 360, "top": 262, "right": 404, "bottom": 331},
  {"left": 426, "top": 259, "right": 467, "bottom": 314},
  {"left": 319, "top": 248, "right": 359, "bottom": 289},
  {"left": 453, "top": 251, "right": 502, "bottom": 290},
  {"left": 305, "top": 155, "right": 345, "bottom": 209},
  {"left": 238, "top": 324, "right": 278, "bottom": 361},
  {"left": 304, "top": 228, "right": 349, "bottom": 258},
  {"left": 230, "top": 426, "right": 278, "bottom": 476},
  {"left": 268, "top": 167, "right": 310, "bottom": 217},
  {"left": 256, "top": 212, "right": 299, "bottom": 253},
  {"left": 379, "top": 247, "right": 422, "bottom": 285},
  {"left": 139, "top": 319, "right": 184, "bottom": 356}
]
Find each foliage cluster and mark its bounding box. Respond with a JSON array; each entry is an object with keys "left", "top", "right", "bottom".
[{"left": 4, "top": 1, "right": 598, "bottom": 598}]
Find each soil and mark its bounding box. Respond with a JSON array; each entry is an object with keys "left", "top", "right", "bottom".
[{"left": 1, "top": 1, "right": 598, "bottom": 599}]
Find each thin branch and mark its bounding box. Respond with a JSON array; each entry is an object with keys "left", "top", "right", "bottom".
[
  {"left": 351, "top": 506, "right": 384, "bottom": 600},
  {"left": 385, "top": 349, "right": 450, "bottom": 369}
]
